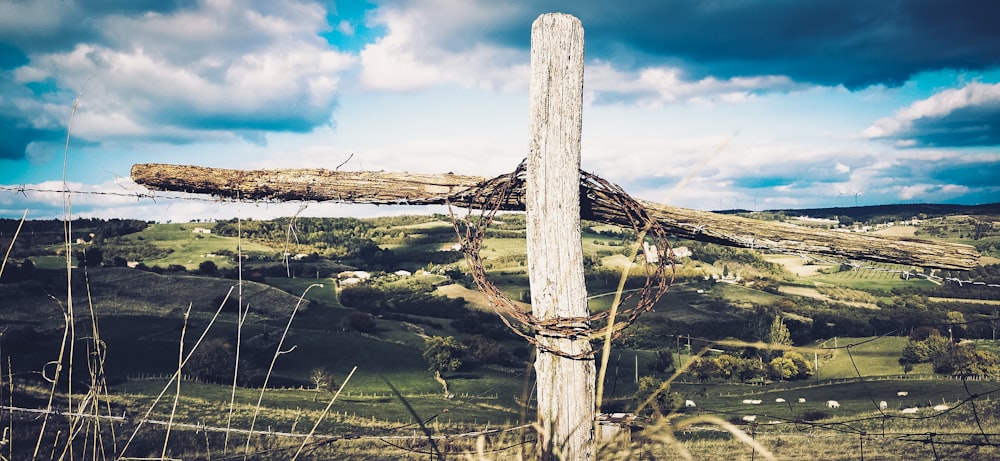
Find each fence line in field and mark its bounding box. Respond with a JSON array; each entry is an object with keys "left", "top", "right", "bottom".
[
  {"left": 123, "top": 375, "right": 500, "bottom": 399},
  {"left": 0, "top": 403, "right": 530, "bottom": 442}
]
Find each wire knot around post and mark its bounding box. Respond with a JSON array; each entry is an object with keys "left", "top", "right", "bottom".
[{"left": 448, "top": 160, "right": 675, "bottom": 360}]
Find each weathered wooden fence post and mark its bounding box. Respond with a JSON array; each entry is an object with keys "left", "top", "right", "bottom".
[{"left": 525, "top": 13, "right": 593, "bottom": 460}]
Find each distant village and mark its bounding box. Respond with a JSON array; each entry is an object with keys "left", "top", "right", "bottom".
[{"left": 792, "top": 216, "right": 924, "bottom": 233}]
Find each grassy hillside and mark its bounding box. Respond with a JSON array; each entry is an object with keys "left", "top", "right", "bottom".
[{"left": 110, "top": 222, "right": 281, "bottom": 269}]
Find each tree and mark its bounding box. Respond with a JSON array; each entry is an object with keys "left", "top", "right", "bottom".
[
  {"left": 422, "top": 336, "right": 463, "bottom": 396},
  {"left": 20, "top": 258, "right": 34, "bottom": 275},
  {"left": 733, "top": 356, "right": 765, "bottom": 382},
  {"left": 784, "top": 351, "right": 814, "bottom": 379},
  {"left": 768, "top": 356, "right": 797, "bottom": 381},
  {"left": 461, "top": 335, "right": 516, "bottom": 366},
  {"left": 75, "top": 247, "right": 103, "bottom": 268},
  {"left": 991, "top": 308, "right": 1000, "bottom": 341},
  {"left": 647, "top": 348, "right": 675, "bottom": 374},
  {"left": 899, "top": 359, "right": 915, "bottom": 375},
  {"left": 766, "top": 316, "right": 793, "bottom": 360},
  {"left": 945, "top": 311, "right": 966, "bottom": 339},
  {"left": 341, "top": 311, "right": 376, "bottom": 333},
  {"left": 951, "top": 348, "right": 1000, "bottom": 377},
  {"left": 198, "top": 260, "right": 218, "bottom": 275},
  {"left": 633, "top": 376, "right": 681, "bottom": 415},
  {"left": 690, "top": 356, "right": 723, "bottom": 382},
  {"left": 714, "top": 354, "right": 740, "bottom": 381},
  {"left": 185, "top": 338, "right": 236, "bottom": 383},
  {"left": 309, "top": 367, "right": 336, "bottom": 401}
]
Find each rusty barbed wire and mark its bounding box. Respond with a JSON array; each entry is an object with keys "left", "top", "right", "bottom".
[{"left": 448, "top": 161, "right": 675, "bottom": 359}]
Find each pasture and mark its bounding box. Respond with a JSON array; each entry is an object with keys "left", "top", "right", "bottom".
[
  {"left": 117, "top": 222, "right": 281, "bottom": 269},
  {"left": 808, "top": 263, "right": 939, "bottom": 291}
]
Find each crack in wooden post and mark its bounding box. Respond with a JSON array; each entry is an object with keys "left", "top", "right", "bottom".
[{"left": 525, "top": 13, "right": 594, "bottom": 461}]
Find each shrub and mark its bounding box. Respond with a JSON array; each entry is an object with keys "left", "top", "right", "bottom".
[
  {"left": 647, "top": 348, "right": 675, "bottom": 374},
  {"left": 75, "top": 247, "right": 103, "bottom": 267},
  {"left": 341, "top": 311, "right": 376, "bottom": 333},
  {"left": 185, "top": 338, "right": 236, "bottom": 384},
  {"left": 800, "top": 410, "right": 828, "bottom": 421},
  {"left": 198, "top": 260, "right": 218, "bottom": 275},
  {"left": 461, "top": 335, "right": 516, "bottom": 366}
]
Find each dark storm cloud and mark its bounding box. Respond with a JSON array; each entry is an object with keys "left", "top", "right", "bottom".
[
  {"left": 0, "top": 115, "right": 62, "bottom": 160},
  {"left": 0, "top": 69, "right": 72, "bottom": 160},
  {"left": 928, "top": 161, "right": 1000, "bottom": 187},
  {"left": 479, "top": 0, "right": 1000, "bottom": 89},
  {"left": 728, "top": 161, "right": 852, "bottom": 189}
]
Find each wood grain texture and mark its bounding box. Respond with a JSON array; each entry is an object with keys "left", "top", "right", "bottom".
[{"left": 524, "top": 13, "right": 594, "bottom": 461}]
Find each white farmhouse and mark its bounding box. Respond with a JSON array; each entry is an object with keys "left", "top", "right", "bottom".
[
  {"left": 671, "top": 246, "right": 692, "bottom": 259},
  {"left": 338, "top": 270, "right": 371, "bottom": 281},
  {"left": 642, "top": 241, "right": 659, "bottom": 264}
]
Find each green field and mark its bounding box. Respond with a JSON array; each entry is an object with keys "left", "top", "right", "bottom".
[
  {"left": 808, "top": 263, "right": 939, "bottom": 291},
  {"left": 809, "top": 336, "right": 923, "bottom": 378},
  {"left": 116, "top": 222, "right": 281, "bottom": 269}
]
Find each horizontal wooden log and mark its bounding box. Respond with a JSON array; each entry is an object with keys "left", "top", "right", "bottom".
[{"left": 131, "top": 163, "right": 980, "bottom": 270}]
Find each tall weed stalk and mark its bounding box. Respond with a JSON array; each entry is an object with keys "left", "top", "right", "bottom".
[
  {"left": 119, "top": 287, "right": 234, "bottom": 457},
  {"left": 243, "top": 283, "right": 321, "bottom": 459}
]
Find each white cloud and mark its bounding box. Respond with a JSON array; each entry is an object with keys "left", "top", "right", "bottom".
[
  {"left": 337, "top": 20, "right": 355, "bottom": 36},
  {"left": 25, "top": 142, "right": 62, "bottom": 164},
  {"left": 941, "top": 184, "right": 969, "bottom": 194},
  {"left": 897, "top": 184, "right": 930, "bottom": 200},
  {"left": 585, "top": 61, "right": 802, "bottom": 107},
  {"left": 358, "top": 4, "right": 528, "bottom": 92},
  {"left": 14, "top": 0, "right": 354, "bottom": 142},
  {"left": 863, "top": 81, "right": 1000, "bottom": 139}
]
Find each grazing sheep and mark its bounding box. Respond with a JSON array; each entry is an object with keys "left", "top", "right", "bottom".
[
  {"left": 750, "top": 399, "right": 762, "bottom": 405},
  {"left": 879, "top": 401, "right": 888, "bottom": 410},
  {"left": 798, "top": 398, "right": 806, "bottom": 403},
  {"left": 742, "top": 399, "right": 753, "bottom": 404},
  {"left": 897, "top": 391, "right": 908, "bottom": 397},
  {"left": 685, "top": 400, "right": 697, "bottom": 408},
  {"left": 742, "top": 415, "right": 757, "bottom": 422},
  {"left": 775, "top": 398, "right": 786, "bottom": 403},
  {"left": 901, "top": 407, "right": 919, "bottom": 414},
  {"left": 932, "top": 404, "right": 950, "bottom": 411},
  {"left": 826, "top": 400, "right": 840, "bottom": 409}
]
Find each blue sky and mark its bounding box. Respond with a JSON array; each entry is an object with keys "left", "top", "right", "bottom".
[{"left": 1, "top": 0, "right": 998, "bottom": 221}]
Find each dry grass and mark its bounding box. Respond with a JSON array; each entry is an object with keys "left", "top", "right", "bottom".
[
  {"left": 763, "top": 254, "right": 834, "bottom": 277},
  {"left": 436, "top": 282, "right": 531, "bottom": 312},
  {"left": 872, "top": 225, "right": 918, "bottom": 238}
]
